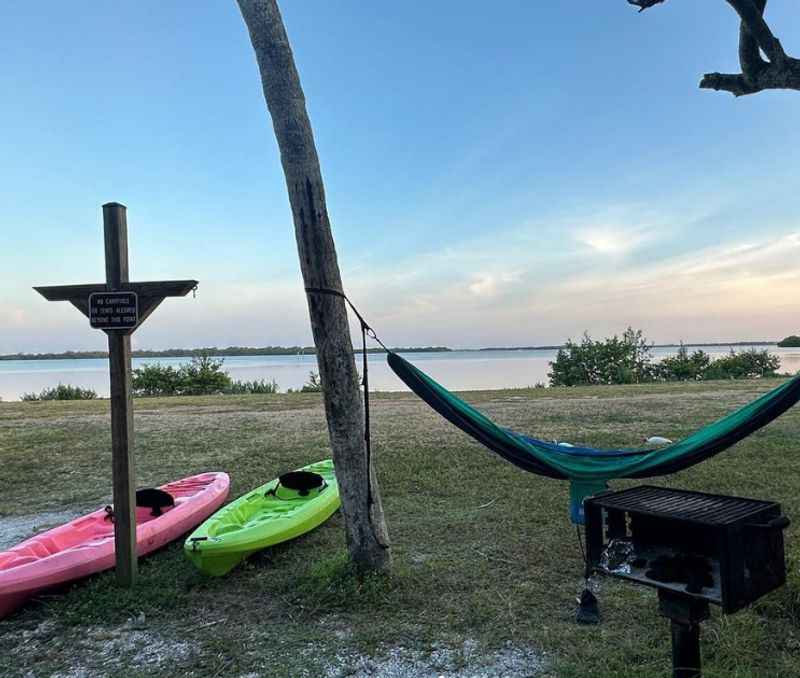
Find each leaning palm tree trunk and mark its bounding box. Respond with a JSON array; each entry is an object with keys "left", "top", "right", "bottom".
[{"left": 236, "top": 0, "right": 390, "bottom": 571}]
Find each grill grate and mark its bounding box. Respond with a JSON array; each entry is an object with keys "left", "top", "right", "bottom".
[{"left": 592, "top": 485, "right": 772, "bottom": 526}]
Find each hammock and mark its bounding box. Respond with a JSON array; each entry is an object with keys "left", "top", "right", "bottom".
[{"left": 387, "top": 352, "right": 800, "bottom": 523}]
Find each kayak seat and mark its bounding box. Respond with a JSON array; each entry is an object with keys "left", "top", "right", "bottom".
[
  {"left": 135, "top": 488, "right": 175, "bottom": 517},
  {"left": 34, "top": 536, "right": 60, "bottom": 555},
  {"left": 26, "top": 541, "right": 52, "bottom": 558},
  {"left": 269, "top": 471, "right": 326, "bottom": 498}
]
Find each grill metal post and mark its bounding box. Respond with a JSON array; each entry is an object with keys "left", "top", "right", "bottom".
[
  {"left": 670, "top": 619, "right": 701, "bottom": 678},
  {"left": 659, "top": 590, "right": 710, "bottom": 678}
]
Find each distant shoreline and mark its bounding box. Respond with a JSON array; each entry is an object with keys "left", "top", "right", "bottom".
[
  {"left": 0, "top": 341, "right": 779, "bottom": 361},
  {"left": 0, "top": 346, "right": 452, "bottom": 361}
]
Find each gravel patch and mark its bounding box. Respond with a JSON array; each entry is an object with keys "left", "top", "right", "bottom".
[
  {"left": 321, "top": 639, "right": 547, "bottom": 677},
  {"left": 5, "top": 617, "right": 194, "bottom": 678}
]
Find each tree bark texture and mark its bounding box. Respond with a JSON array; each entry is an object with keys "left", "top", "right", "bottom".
[
  {"left": 628, "top": 0, "right": 800, "bottom": 96},
  {"left": 236, "top": 0, "right": 390, "bottom": 571}
]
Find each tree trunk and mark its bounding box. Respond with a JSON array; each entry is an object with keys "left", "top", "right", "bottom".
[{"left": 236, "top": 0, "right": 390, "bottom": 572}]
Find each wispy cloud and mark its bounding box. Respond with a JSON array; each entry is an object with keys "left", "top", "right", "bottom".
[
  {"left": 467, "top": 271, "right": 523, "bottom": 298},
  {"left": 561, "top": 233, "right": 800, "bottom": 293},
  {"left": 535, "top": 231, "right": 800, "bottom": 342},
  {"left": 574, "top": 226, "right": 652, "bottom": 255},
  {"left": 340, "top": 218, "right": 800, "bottom": 346}
]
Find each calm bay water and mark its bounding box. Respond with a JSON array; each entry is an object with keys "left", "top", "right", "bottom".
[{"left": 1, "top": 346, "right": 800, "bottom": 402}]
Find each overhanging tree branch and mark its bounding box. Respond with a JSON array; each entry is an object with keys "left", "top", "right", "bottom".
[{"left": 628, "top": 0, "right": 800, "bottom": 96}]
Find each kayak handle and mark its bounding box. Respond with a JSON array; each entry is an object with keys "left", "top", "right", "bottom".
[{"left": 189, "top": 536, "right": 208, "bottom": 551}]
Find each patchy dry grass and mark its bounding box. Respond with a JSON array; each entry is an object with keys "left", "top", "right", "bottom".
[{"left": 1, "top": 379, "right": 799, "bottom": 676}]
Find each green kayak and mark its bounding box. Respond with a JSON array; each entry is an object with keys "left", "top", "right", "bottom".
[{"left": 184, "top": 459, "right": 340, "bottom": 576}]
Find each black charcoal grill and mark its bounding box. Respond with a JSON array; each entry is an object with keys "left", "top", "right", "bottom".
[{"left": 585, "top": 485, "right": 790, "bottom": 677}]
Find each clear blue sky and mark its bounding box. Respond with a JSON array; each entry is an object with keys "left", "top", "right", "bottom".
[{"left": 2, "top": 1, "right": 800, "bottom": 352}]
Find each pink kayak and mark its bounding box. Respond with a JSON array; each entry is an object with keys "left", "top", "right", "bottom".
[{"left": 0, "top": 472, "right": 229, "bottom": 618}]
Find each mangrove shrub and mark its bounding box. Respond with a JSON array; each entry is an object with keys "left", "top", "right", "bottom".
[
  {"left": 548, "top": 328, "right": 654, "bottom": 386},
  {"left": 549, "top": 330, "right": 782, "bottom": 386},
  {"left": 21, "top": 384, "right": 98, "bottom": 401},
  {"left": 132, "top": 355, "right": 282, "bottom": 396},
  {"left": 132, "top": 356, "right": 230, "bottom": 396},
  {"left": 778, "top": 335, "right": 800, "bottom": 348}
]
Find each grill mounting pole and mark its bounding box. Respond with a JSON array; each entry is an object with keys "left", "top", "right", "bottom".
[{"left": 658, "top": 591, "right": 710, "bottom": 678}]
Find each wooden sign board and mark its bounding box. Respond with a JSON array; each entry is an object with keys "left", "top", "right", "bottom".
[{"left": 89, "top": 291, "right": 138, "bottom": 330}]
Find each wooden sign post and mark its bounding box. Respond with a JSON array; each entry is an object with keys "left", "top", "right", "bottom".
[{"left": 34, "top": 203, "right": 197, "bottom": 587}]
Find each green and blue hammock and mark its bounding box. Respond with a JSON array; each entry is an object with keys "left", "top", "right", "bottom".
[{"left": 387, "top": 352, "right": 800, "bottom": 523}]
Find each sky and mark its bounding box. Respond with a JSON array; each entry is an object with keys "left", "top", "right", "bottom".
[{"left": 2, "top": 1, "right": 800, "bottom": 353}]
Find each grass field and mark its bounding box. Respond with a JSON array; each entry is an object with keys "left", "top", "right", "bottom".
[{"left": 1, "top": 379, "right": 799, "bottom": 677}]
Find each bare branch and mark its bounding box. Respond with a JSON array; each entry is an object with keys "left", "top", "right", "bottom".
[
  {"left": 627, "top": 0, "right": 800, "bottom": 95},
  {"left": 700, "top": 73, "right": 759, "bottom": 96},
  {"left": 701, "top": 57, "right": 800, "bottom": 95},
  {"left": 726, "top": 0, "right": 785, "bottom": 64},
  {"left": 738, "top": 0, "right": 768, "bottom": 80}
]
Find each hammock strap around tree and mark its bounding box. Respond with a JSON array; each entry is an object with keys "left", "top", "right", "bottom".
[{"left": 304, "top": 287, "right": 389, "bottom": 532}]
